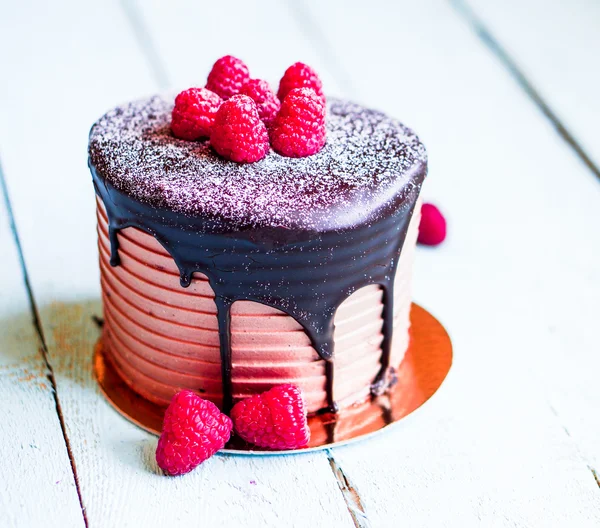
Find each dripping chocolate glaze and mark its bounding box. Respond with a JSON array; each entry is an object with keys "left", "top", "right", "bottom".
[{"left": 88, "top": 95, "right": 427, "bottom": 413}]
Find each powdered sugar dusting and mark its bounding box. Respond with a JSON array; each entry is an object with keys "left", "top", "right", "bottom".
[{"left": 88, "top": 95, "right": 427, "bottom": 231}]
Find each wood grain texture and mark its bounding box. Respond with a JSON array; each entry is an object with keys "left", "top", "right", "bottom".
[
  {"left": 0, "top": 182, "right": 85, "bottom": 527},
  {"left": 298, "top": 0, "right": 600, "bottom": 525},
  {"left": 461, "top": 0, "right": 600, "bottom": 173},
  {"left": 0, "top": 1, "right": 353, "bottom": 526}
]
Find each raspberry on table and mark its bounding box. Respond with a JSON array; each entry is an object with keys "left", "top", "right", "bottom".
[
  {"left": 155, "top": 390, "right": 232, "bottom": 476},
  {"left": 418, "top": 203, "right": 447, "bottom": 246},
  {"left": 277, "top": 62, "right": 324, "bottom": 104},
  {"left": 206, "top": 55, "right": 250, "bottom": 100},
  {"left": 240, "top": 79, "right": 281, "bottom": 127},
  {"left": 270, "top": 87, "right": 326, "bottom": 158},
  {"left": 171, "top": 87, "right": 222, "bottom": 140},
  {"left": 210, "top": 94, "right": 270, "bottom": 163},
  {"left": 231, "top": 384, "right": 310, "bottom": 450}
]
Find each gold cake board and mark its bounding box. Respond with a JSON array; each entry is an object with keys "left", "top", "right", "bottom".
[{"left": 93, "top": 303, "right": 452, "bottom": 455}]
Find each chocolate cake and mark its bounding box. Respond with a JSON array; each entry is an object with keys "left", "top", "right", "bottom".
[{"left": 89, "top": 94, "right": 426, "bottom": 415}]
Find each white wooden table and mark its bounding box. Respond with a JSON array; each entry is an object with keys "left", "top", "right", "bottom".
[{"left": 1, "top": 1, "right": 599, "bottom": 526}]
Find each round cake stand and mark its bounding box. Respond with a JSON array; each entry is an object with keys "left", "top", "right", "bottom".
[{"left": 93, "top": 303, "right": 452, "bottom": 455}]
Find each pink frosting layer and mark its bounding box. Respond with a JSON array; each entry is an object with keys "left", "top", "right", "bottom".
[{"left": 97, "top": 198, "right": 420, "bottom": 413}]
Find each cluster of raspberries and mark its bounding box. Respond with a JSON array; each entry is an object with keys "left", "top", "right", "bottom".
[
  {"left": 170, "top": 56, "right": 327, "bottom": 162},
  {"left": 156, "top": 384, "right": 310, "bottom": 476}
]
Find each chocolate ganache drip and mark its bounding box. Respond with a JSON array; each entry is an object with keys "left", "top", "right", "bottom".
[{"left": 88, "top": 95, "right": 427, "bottom": 413}]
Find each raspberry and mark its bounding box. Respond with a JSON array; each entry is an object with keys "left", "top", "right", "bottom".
[
  {"left": 231, "top": 384, "right": 310, "bottom": 450},
  {"left": 418, "top": 203, "right": 447, "bottom": 246},
  {"left": 270, "top": 88, "right": 326, "bottom": 158},
  {"left": 155, "top": 390, "right": 232, "bottom": 476},
  {"left": 171, "top": 88, "right": 222, "bottom": 140},
  {"left": 277, "top": 62, "right": 324, "bottom": 103},
  {"left": 206, "top": 55, "right": 250, "bottom": 100},
  {"left": 210, "top": 94, "right": 270, "bottom": 163},
  {"left": 239, "top": 79, "right": 281, "bottom": 127}
]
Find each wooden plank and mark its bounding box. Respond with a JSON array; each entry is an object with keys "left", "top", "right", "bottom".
[
  {"left": 126, "top": 0, "right": 344, "bottom": 94},
  {"left": 453, "top": 0, "right": 600, "bottom": 474},
  {"left": 296, "top": 0, "right": 600, "bottom": 525},
  {"left": 459, "top": 0, "right": 600, "bottom": 172},
  {"left": 0, "top": 178, "right": 85, "bottom": 527},
  {"left": 0, "top": 1, "right": 354, "bottom": 526}
]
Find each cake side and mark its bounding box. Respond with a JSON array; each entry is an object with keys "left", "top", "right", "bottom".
[{"left": 97, "top": 198, "right": 421, "bottom": 413}]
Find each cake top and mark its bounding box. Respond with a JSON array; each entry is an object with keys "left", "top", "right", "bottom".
[{"left": 89, "top": 94, "right": 427, "bottom": 232}]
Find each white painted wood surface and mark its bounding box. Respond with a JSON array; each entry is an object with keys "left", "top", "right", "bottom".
[
  {"left": 0, "top": 183, "right": 84, "bottom": 526},
  {"left": 462, "top": 0, "right": 600, "bottom": 171},
  {"left": 0, "top": 0, "right": 599, "bottom": 526}
]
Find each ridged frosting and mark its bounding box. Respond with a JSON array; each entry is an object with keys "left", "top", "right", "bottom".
[{"left": 97, "top": 199, "right": 420, "bottom": 413}]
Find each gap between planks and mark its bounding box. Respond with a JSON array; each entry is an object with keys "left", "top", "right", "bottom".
[
  {"left": 120, "top": 0, "right": 170, "bottom": 91},
  {"left": 283, "top": 0, "right": 357, "bottom": 98},
  {"left": 0, "top": 159, "right": 89, "bottom": 528},
  {"left": 591, "top": 469, "right": 600, "bottom": 489},
  {"left": 449, "top": 0, "right": 600, "bottom": 181},
  {"left": 547, "top": 401, "right": 600, "bottom": 492},
  {"left": 327, "top": 450, "right": 370, "bottom": 528}
]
